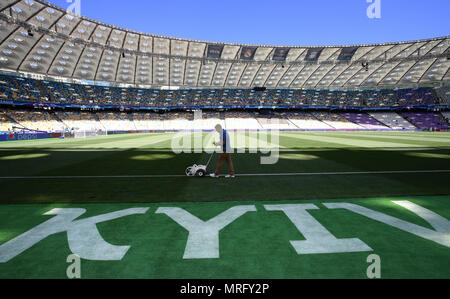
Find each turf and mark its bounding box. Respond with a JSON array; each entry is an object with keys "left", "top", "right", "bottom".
[
  {"left": 0, "top": 131, "right": 449, "bottom": 203},
  {"left": 0, "top": 131, "right": 449, "bottom": 278},
  {"left": 0, "top": 196, "right": 449, "bottom": 279}
]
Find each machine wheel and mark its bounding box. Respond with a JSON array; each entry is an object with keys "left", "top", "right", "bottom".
[
  {"left": 186, "top": 167, "right": 193, "bottom": 176},
  {"left": 196, "top": 169, "right": 206, "bottom": 177}
]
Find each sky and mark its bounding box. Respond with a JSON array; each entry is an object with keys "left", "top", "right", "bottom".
[{"left": 45, "top": 0, "right": 450, "bottom": 46}]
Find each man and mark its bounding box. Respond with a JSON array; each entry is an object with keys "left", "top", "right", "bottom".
[{"left": 210, "top": 124, "right": 235, "bottom": 178}]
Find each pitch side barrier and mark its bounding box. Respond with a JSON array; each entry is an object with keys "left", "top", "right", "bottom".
[{"left": 0, "top": 132, "right": 61, "bottom": 142}]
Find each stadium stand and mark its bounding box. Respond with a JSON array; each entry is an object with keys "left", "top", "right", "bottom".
[
  {"left": 435, "top": 86, "right": 450, "bottom": 105},
  {"left": 0, "top": 109, "right": 18, "bottom": 132},
  {"left": 402, "top": 112, "right": 450, "bottom": 131},
  {"left": 0, "top": 74, "right": 447, "bottom": 109},
  {"left": 284, "top": 112, "right": 333, "bottom": 130},
  {"left": 191, "top": 111, "right": 224, "bottom": 131},
  {"left": 2, "top": 107, "right": 449, "bottom": 133},
  {"left": 369, "top": 112, "right": 417, "bottom": 130},
  {"left": 224, "top": 112, "right": 263, "bottom": 130},
  {"left": 0, "top": 2, "right": 447, "bottom": 137},
  {"left": 361, "top": 89, "right": 397, "bottom": 107},
  {"left": 162, "top": 112, "right": 192, "bottom": 131},
  {"left": 441, "top": 111, "right": 450, "bottom": 124},
  {"left": 395, "top": 88, "right": 440, "bottom": 106},
  {"left": 97, "top": 112, "right": 137, "bottom": 131},
  {"left": 0, "top": 75, "right": 44, "bottom": 104},
  {"left": 342, "top": 112, "right": 390, "bottom": 130},
  {"left": 5, "top": 108, "right": 64, "bottom": 132},
  {"left": 312, "top": 112, "right": 363, "bottom": 130},
  {"left": 257, "top": 117, "right": 297, "bottom": 130},
  {"left": 55, "top": 111, "right": 104, "bottom": 132},
  {"left": 132, "top": 112, "right": 165, "bottom": 131}
]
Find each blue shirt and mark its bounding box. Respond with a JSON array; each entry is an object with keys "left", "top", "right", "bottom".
[{"left": 221, "top": 129, "right": 232, "bottom": 153}]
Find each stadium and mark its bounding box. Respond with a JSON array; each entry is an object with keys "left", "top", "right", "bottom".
[{"left": 0, "top": 0, "right": 449, "bottom": 281}]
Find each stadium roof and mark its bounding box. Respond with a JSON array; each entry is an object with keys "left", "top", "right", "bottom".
[{"left": 0, "top": 0, "right": 449, "bottom": 89}]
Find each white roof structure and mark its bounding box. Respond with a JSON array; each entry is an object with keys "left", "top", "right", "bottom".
[{"left": 0, "top": 0, "right": 448, "bottom": 89}]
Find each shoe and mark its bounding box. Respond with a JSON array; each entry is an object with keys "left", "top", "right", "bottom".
[
  {"left": 210, "top": 174, "right": 219, "bottom": 178},
  {"left": 225, "top": 175, "right": 235, "bottom": 178}
]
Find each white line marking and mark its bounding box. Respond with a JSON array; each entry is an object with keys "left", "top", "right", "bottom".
[
  {"left": 236, "top": 170, "right": 450, "bottom": 177},
  {"left": 0, "top": 170, "right": 449, "bottom": 180}
]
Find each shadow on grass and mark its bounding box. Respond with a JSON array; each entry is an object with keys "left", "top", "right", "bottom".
[{"left": 0, "top": 147, "right": 449, "bottom": 204}]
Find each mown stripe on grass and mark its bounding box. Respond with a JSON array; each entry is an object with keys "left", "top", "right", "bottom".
[
  {"left": 283, "top": 132, "right": 426, "bottom": 148},
  {"left": 318, "top": 132, "right": 450, "bottom": 145}
]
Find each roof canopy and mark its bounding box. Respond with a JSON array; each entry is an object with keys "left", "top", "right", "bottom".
[{"left": 0, "top": 0, "right": 448, "bottom": 89}]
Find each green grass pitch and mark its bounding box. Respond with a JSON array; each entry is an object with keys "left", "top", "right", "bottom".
[{"left": 0, "top": 131, "right": 449, "bottom": 278}]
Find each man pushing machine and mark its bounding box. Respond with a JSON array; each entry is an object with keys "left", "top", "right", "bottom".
[{"left": 210, "top": 124, "right": 235, "bottom": 178}]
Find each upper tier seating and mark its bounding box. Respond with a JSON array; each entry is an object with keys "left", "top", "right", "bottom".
[
  {"left": 0, "top": 74, "right": 444, "bottom": 109},
  {"left": 435, "top": 86, "right": 450, "bottom": 105},
  {"left": 395, "top": 88, "right": 440, "bottom": 106}
]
